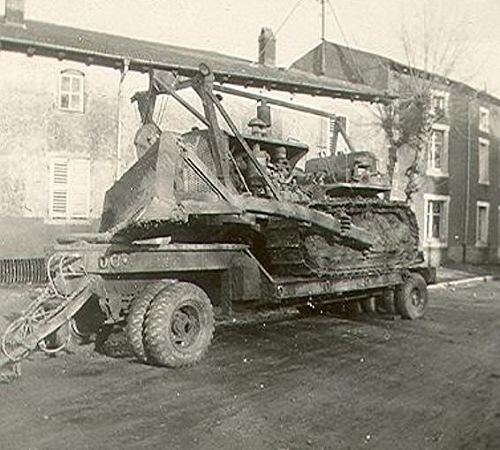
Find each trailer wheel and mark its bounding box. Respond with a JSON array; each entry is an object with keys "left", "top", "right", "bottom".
[
  {"left": 143, "top": 282, "right": 214, "bottom": 368},
  {"left": 395, "top": 273, "right": 428, "bottom": 320},
  {"left": 376, "top": 290, "right": 397, "bottom": 315},
  {"left": 345, "top": 300, "right": 363, "bottom": 316},
  {"left": 361, "top": 297, "right": 377, "bottom": 314},
  {"left": 126, "top": 280, "right": 176, "bottom": 363}
]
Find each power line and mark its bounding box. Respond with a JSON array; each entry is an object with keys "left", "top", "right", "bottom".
[
  {"left": 258, "top": 0, "right": 305, "bottom": 61},
  {"left": 325, "top": 0, "right": 366, "bottom": 84}
]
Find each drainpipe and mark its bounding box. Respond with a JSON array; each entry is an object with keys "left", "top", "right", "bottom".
[
  {"left": 463, "top": 93, "right": 476, "bottom": 263},
  {"left": 115, "top": 58, "right": 130, "bottom": 181}
]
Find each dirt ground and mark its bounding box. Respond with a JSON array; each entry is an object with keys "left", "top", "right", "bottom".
[{"left": 1, "top": 281, "right": 500, "bottom": 450}]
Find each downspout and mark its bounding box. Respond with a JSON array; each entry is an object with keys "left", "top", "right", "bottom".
[
  {"left": 463, "top": 95, "right": 473, "bottom": 263},
  {"left": 115, "top": 58, "right": 130, "bottom": 181}
]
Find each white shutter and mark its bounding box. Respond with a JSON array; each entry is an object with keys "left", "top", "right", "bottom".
[
  {"left": 49, "top": 158, "right": 90, "bottom": 220},
  {"left": 69, "top": 159, "right": 90, "bottom": 219},
  {"left": 51, "top": 159, "right": 68, "bottom": 218}
]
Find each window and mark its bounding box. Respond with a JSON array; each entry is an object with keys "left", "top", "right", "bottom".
[
  {"left": 478, "top": 138, "right": 490, "bottom": 184},
  {"left": 476, "top": 201, "right": 490, "bottom": 246},
  {"left": 430, "top": 91, "right": 448, "bottom": 118},
  {"left": 59, "top": 70, "right": 84, "bottom": 112},
  {"left": 479, "top": 107, "right": 489, "bottom": 134},
  {"left": 424, "top": 194, "right": 450, "bottom": 247},
  {"left": 427, "top": 125, "right": 449, "bottom": 175},
  {"left": 49, "top": 158, "right": 90, "bottom": 220}
]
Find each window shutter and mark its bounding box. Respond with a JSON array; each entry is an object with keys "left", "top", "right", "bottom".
[
  {"left": 69, "top": 159, "right": 90, "bottom": 219},
  {"left": 51, "top": 159, "right": 68, "bottom": 218},
  {"left": 49, "top": 158, "right": 90, "bottom": 220}
]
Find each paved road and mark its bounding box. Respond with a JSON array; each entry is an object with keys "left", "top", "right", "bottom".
[{"left": 1, "top": 281, "right": 500, "bottom": 450}]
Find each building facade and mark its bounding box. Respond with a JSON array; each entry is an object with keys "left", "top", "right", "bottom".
[
  {"left": 0, "top": 49, "right": 142, "bottom": 258},
  {"left": 2, "top": 2, "right": 499, "bottom": 269},
  {"left": 292, "top": 41, "right": 500, "bottom": 266}
]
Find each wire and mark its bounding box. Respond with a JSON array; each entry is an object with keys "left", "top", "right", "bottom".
[
  {"left": 258, "top": 0, "right": 305, "bottom": 61},
  {"left": 326, "top": 0, "right": 366, "bottom": 84}
]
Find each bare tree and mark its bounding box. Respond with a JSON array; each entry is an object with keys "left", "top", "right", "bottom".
[{"left": 379, "top": 0, "right": 482, "bottom": 202}]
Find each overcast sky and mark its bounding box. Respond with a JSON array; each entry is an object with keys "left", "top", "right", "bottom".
[{"left": 3, "top": 0, "right": 500, "bottom": 95}]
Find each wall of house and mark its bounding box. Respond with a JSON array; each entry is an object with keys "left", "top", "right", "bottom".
[
  {"left": 0, "top": 51, "right": 134, "bottom": 257},
  {"left": 387, "top": 71, "right": 500, "bottom": 266},
  {"left": 462, "top": 100, "right": 500, "bottom": 264}
]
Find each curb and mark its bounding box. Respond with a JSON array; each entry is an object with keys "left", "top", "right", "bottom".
[{"left": 429, "top": 275, "right": 496, "bottom": 290}]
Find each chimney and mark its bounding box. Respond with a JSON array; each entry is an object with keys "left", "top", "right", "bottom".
[
  {"left": 5, "top": 0, "right": 25, "bottom": 26},
  {"left": 258, "top": 27, "right": 276, "bottom": 67}
]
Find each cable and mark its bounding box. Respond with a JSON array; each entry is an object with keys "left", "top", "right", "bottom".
[
  {"left": 258, "top": 0, "right": 305, "bottom": 61},
  {"left": 326, "top": 0, "right": 366, "bottom": 84}
]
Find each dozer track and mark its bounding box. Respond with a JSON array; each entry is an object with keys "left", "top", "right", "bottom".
[{"left": 262, "top": 197, "right": 420, "bottom": 279}]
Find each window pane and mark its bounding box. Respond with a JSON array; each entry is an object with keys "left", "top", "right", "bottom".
[
  {"left": 71, "top": 76, "right": 81, "bottom": 93},
  {"left": 478, "top": 141, "right": 489, "bottom": 184},
  {"left": 479, "top": 109, "right": 489, "bottom": 132},
  {"left": 61, "top": 75, "right": 70, "bottom": 92},
  {"left": 428, "top": 128, "right": 448, "bottom": 172},
  {"left": 60, "top": 72, "right": 84, "bottom": 112},
  {"left": 70, "top": 94, "right": 82, "bottom": 111},
  {"left": 60, "top": 93, "right": 69, "bottom": 109},
  {"left": 426, "top": 200, "right": 447, "bottom": 242},
  {"left": 477, "top": 205, "right": 489, "bottom": 244}
]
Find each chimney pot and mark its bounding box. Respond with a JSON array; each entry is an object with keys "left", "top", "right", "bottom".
[
  {"left": 5, "top": 0, "right": 25, "bottom": 26},
  {"left": 258, "top": 27, "right": 276, "bottom": 67}
]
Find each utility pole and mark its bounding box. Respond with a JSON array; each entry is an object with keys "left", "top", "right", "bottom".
[
  {"left": 321, "top": 0, "right": 326, "bottom": 41},
  {"left": 320, "top": 0, "right": 326, "bottom": 74}
]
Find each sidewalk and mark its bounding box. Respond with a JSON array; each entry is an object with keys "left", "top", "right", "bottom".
[{"left": 435, "top": 262, "right": 500, "bottom": 285}]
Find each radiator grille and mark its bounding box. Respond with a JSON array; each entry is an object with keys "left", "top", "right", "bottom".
[{"left": 0, "top": 258, "right": 47, "bottom": 285}]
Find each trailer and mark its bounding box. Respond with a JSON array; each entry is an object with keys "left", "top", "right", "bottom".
[{"left": 0, "top": 64, "right": 434, "bottom": 371}]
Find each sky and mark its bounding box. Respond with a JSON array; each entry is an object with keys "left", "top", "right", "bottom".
[{"left": 3, "top": 0, "right": 500, "bottom": 96}]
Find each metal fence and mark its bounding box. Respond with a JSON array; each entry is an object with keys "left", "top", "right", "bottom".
[{"left": 0, "top": 258, "right": 47, "bottom": 285}]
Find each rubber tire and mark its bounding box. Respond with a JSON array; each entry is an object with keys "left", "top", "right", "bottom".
[
  {"left": 395, "top": 273, "right": 428, "bottom": 320},
  {"left": 345, "top": 300, "right": 363, "bottom": 316},
  {"left": 143, "top": 282, "right": 214, "bottom": 368},
  {"left": 361, "top": 297, "right": 377, "bottom": 314},
  {"left": 376, "top": 290, "right": 397, "bottom": 315},
  {"left": 126, "top": 280, "right": 176, "bottom": 363}
]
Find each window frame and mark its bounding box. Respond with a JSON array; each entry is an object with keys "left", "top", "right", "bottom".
[
  {"left": 479, "top": 107, "right": 490, "bottom": 134},
  {"left": 59, "top": 69, "right": 85, "bottom": 113},
  {"left": 476, "top": 200, "right": 490, "bottom": 247},
  {"left": 429, "top": 90, "right": 449, "bottom": 118},
  {"left": 423, "top": 193, "right": 450, "bottom": 248},
  {"left": 427, "top": 124, "right": 449, "bottom": 177},
  {"left": 478, "top": 137, "right": 490, "bottom": 185}
]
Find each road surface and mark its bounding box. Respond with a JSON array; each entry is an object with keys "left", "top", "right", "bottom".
[{"left": 1, "top": 281, "right": 500, "bottom": 450}]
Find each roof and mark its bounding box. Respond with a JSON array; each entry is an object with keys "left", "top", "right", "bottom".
[
  {"left": 291, "top": 41, "right": 391, "bottom": 92},
  {"left": 0, "top": 18, "right": 390, "bottom": 103},
  {"left": 292, "top": 40, "right": 500, "bottom": 107}
]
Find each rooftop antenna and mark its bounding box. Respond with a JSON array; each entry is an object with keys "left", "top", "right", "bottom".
[
  {"left": 320, "top": 0, "right": 326, "bottom": 74},
  {"left": 321, "top": 0, "right": 326, "bottom": 41}
]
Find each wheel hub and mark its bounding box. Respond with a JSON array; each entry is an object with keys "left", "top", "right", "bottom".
[
  {"left": 411, "top": 288, "right": 423, "bottom": 308},
  {"left": 170, "top": 305, "right": 200, "bottom": 349}
]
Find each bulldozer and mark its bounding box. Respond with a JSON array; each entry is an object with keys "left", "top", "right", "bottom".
[{"left": 0, "top": 64, "right": 433, "bottom": 372}]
